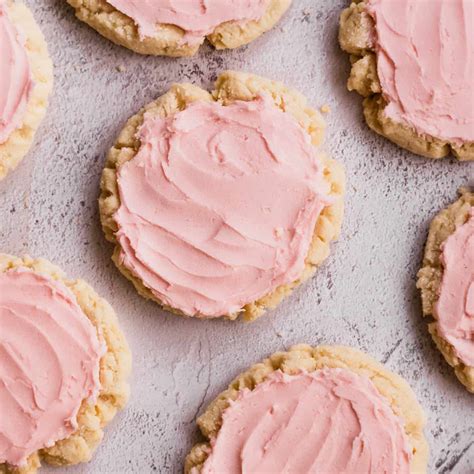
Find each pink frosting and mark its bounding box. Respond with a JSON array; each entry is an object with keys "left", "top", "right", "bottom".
[
  {"left": 114, "top": 96, "right": 331, "bottom": 318},
  {"left": 0, "top": 2, "right": 32, "bottom": 144},
  {"left": 106, "top": 0, "right": 270, "bottom": 43},
  {"left": 436, "top": 208, "right": 474, "bottom": 367},
  {"left": 200, "top": 369, "right": 412, "bottom": 473},
  {"left": 0, "top": 269, "right": 104, "bottom": 467},
  {"left": 367, "top": 0, "right": 474, "bottom": 143}
]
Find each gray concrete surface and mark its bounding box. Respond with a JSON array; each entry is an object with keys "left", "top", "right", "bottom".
[{"left": 1, "top": 1, "right": 473, "bottom": 473}]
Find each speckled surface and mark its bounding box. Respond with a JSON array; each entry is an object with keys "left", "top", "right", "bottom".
[{"left": 1, "top": 1, "right": 473, "bottom": 473}]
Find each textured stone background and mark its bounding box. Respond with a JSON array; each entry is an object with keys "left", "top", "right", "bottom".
[{"left": 1, "top": 1, "right": 473, "bottom": 473}]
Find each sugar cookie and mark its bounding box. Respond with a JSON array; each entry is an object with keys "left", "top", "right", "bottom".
[
  {"left": 66, "top": 0, "right": 291, "bottom": 56},
  {"left": 185, "top": 344, "right": 428, "bottom": 473},
  {"left": 339, "top": 0, "right": 473, "bottom": 160},
  {"left": 99, "top": 71, "right": 345, "bottom": 320},
  {"left": 417, "top": 188, "right": 474, "bottom": 392},
  {"left": 0, "top": 254, "right": 131, "bottom": 474},
  {"left": 0, "top": 1, "right": 53, "bottom": 180}
]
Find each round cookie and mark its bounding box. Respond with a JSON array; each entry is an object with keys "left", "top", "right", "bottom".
[
  {"left": 417, "top": 189, "right": 474, "bottom": 393},
  {"left": 339, "top": 0, "right": 474, "bottom": 160},
  {"left": 0, "top": 254, "right": 131, "bottom": 474},
  {"left": 0, "top": 1, "right": 53, "bottom": 180},
  {"left": 99, "top": 71, "right": 345, "bottom": 321},
  {"left": 185, "top": 344, "right": 429, "bottom": 473},
  {"left": 66, "top": 0, "right": 291, "bottom": 57}
]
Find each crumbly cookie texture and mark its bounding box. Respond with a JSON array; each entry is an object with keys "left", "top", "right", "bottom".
[
  {"left": 0, "top": 254, "right": 132, "bottom": 474},
  {"left": 338, "top": 0, "right": 474, "bottom": 161},
  {"left": 185, "top": 344, "right": 429, "bottom": 473},
  {"left": 66, "top": 0, "right": 291, "bottom": 56},
  {"left": 417, "top": 189, "right": 474, "bottom": 392},
  {"left": 99, "top": 70, "right": 345, "bottom": 321},
  {"left": 0, "top": 2, "right": 53, "bottom": 180}
]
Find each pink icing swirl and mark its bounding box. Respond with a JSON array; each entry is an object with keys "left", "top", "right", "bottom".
[
  {"left": 0, "top": 269, "right": 104, "bottom": 467},
  {"left": 436, "top": 208, "right": 474, "bottom": 366},
  {"left": 367, "top": 0, "right": 474, "bottom": 143},
  {"left": 114, "top": 96, "right": 331, "bottom": 318},
  {"left": 106, "top": 0, "right": 270, "bottom": 43},
  {"left": 200, "top": 369, "right": 412, "bottom": 473},
  {"left": 0, "top": 3, "right": 32, "bottom": 144}
]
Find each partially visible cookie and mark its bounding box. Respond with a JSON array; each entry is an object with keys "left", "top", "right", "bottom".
[
  {"left": 0, "top": 1, "right": 53, "bottom": 180},
  {"left": 99, "top": 71, "right": 345, "bottom": 321},
  {"left": 0, "top": 254, "right": 131, "bottom": 474},
  {"left": 66, "top": 0, "right": 291, "bottom": 56},
  {"left": 417, "top": 189, "right": 474, "bottom": 392},
  {"left": 185, "top": 344, "right": 428, "bottom": 473},
  {"left": 339, "top": 0, "right": 474, "bottom": 160}
]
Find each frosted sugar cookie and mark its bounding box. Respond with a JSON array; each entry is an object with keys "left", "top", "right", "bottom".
[
  {"left": 99, "top": 71, "right": 345, "bottom": 320},
  {"left": 417, "top": 189, "right": 474, "bottom": 392},
  {"left": 0, "top": 1, "right": 53, "bottom": 180},
  {"left": 185, "top": 344, "right": 428, "bottom": 473},
  {"left": 66, "top": 0, "right": 291, "bottom": 56},
  {"left": 0, "top": 254, "right": 131, "bottom": 474},
  {"left": 339, "top": 0, "right": 474, "bottom": 160}
]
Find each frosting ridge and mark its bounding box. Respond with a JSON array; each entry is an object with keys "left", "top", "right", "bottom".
[
  {"left": 114, "top": 95, "right": 330, "bottom": 318},
  {"left": 0, "top": 269, "right": 104, "bottom": 467},
  {"left": 201, "top": 369, "right": 412, "bottom": 473},
  {"left": 436, "top": 208, "right": 474, "bottom": 366},
  {"left": 367, "top": 0, "right": 474, "bottom": 143},
  {"left": 106, "top": 0, "right": 270, "bottom": 43},
  {"left": 0, "top": 3, "right": 32, "bottom": 144}
]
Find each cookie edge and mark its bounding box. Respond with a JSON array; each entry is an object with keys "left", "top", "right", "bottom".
[{"left": 65, "top": 0, "right": 291, "bottom": 56}]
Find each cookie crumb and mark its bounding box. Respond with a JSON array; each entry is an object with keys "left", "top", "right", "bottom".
[
  {"left": 116, "top": 65, "right": 126, "bottom": 72},
  {"left": 320, "top": 104, "right": 331, "bottom": 114}
]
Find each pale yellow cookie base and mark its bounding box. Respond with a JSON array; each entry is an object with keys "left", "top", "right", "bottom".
[
  {"left": 416, "top": 189, "right": 474, "bottom": 393},
  {"left": 66, "top": 0, "right": 290, "bottom": 57},
  {"left": 99, "top": 70, "right": 345, "bottom": 321},
  {"left": 0, "top": 2, "right": 53, "bottom": 180},
  {"left": 0, "top": 255, "right": 132, "bottom": 474},
  {"left": 185, "top": 344, "right": 429, "bottom": 473},
  {"left": 338, "top": 1, "right": 474, "bottom": 160},
  {"left": 207, "top": 0, "right": 291, "bottom": 50}
]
